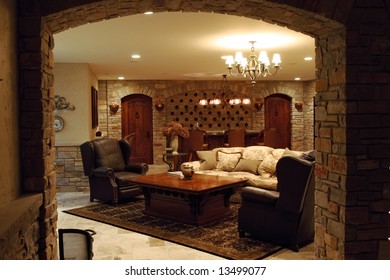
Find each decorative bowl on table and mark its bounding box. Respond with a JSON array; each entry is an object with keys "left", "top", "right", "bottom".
[{"left": 181, "top": 164, "right": 194, "bottom": 180}]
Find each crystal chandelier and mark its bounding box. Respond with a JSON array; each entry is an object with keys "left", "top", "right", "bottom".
[
  {"left": 225, "top": 41, "right": 281, "bottom": 85},
  {"left": 199, "top": 75, "right": 251, "bottom": 106}
]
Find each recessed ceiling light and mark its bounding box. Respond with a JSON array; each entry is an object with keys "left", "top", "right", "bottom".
[
  {"left": 131, "top": 54, "right": 141, "bottom": 59},
  {"left": 294, "top": 77, "right": 301, "bottom": 81},
  {"left": 118, "top": 76, "right": 125, "bottom": 80},
  {"left": 144, "top": 11, "right": 153, "bottom": 15},
  {"left": 304, "top": 57, "right": 313, "bottom": 61}
]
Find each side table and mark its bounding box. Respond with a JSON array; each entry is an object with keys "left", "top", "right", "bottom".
[{"left": 162, "top": 152, "right": 188, "bottom": 171}]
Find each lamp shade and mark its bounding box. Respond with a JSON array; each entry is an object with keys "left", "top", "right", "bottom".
[
  {"left": 234, "top": 51, "right": 244, "bottom": 63},
  {"left": 225, "top": 55, "right": 234, "bottom": 66},
  {"left": 272, "top": 53, "right": 281, "bottom": 65}
]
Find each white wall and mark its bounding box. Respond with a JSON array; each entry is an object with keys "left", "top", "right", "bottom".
[{"left": 53, "top": 63, "right": 98, "bottom": 145}]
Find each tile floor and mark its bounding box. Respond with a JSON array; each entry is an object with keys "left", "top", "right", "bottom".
[{"left": 57, "top": 165, "right": 315, "bottom": 260}]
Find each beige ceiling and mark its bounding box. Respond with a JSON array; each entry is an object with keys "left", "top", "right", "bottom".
[{"left": 53, "top": 11, "right": 316, "bottom": 82}]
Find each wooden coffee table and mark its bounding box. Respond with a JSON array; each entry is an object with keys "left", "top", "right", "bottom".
[{"left": 130, "top": 173, "right": 247, "bottom": 225}]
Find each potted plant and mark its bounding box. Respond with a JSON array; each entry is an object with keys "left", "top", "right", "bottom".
[{"left": 162, "top": 121, "right": 189, "bottom": 154}]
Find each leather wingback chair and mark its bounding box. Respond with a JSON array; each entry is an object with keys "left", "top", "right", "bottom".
[
  {"left": 123, "top": 133, "right": 135, "bottom": 147},
  {"left": 223, "top": 128, "right": 246, "bottom": 147},
  {"left": 80, "top": 138, "right": 149, "bottom": 205},
  {"left": 238, "top": 155, "right": 315, "bottom": 251}
]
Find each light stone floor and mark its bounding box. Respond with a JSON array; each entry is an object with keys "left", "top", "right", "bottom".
[{"left": 57, "top": 164, "right": 315, "bottom": 260}]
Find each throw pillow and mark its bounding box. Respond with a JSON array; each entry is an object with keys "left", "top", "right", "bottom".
[
  {"left": 272, "top": 148, "right": 286, "bottom": 159},
  {"left": 216, "top": 151, "right": 242, "bottom": 171},
  {"left": 196, "top": 150, "right": 217, "bottom": 170},
  {"left": 219, "top": 147, "right": 244, "bottom": 154},
  {"left": 233, "top": 159, "right": 261, "bottom": 174},
  {"left": 282, "top": 147, "right": 301, "bottom": 158},
  {"left": 258, "top": 153, "right": 278, "bottom": 177},
  {"left": 242, "top": 146, "right": 273, "bottom": 161}
]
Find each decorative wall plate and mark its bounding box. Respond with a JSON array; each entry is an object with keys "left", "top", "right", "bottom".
[{"left": 54, "top": 116, "right": 64, "bottom": 131}]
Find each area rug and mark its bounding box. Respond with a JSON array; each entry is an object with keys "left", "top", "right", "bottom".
[{"left": 64, "top": 199, "right": 282, "bottom": 260}]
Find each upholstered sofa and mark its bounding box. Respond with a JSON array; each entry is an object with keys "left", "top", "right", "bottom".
[
  {"left": 181, "top": 145, "right": 314, "bottom": 192},
  {"left": 181, "top": 145, "right": 315, "bottom": 250}
]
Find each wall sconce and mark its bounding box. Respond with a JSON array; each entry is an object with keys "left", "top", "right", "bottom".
[
  {"left": 254, "top": 100, "right": 263, "bottom": 111},
  {"left": 155, "top": 100, "right": 164, "bottom": 112},
  {"left": 54, "top": 95, "right": 75, "bottom": 111},
  {"left": 295, "top": 102, "right": 303, "bottom": 112},
  {"left": 109, "top": 103, "right": 119, "bottom": 114}
]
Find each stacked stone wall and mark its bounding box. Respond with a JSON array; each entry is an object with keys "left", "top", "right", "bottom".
[
  {"left": 98, "top": 79, "right": 315, "bottom": 165},
  {"left": 11, "top": 0, "right": 389, "bottom": 260},
  {"left": 17, "top": 3, "right": 58, "bottom": 259},
  {"left": 343, "top": 1, "right": 390, "bottom": 259},
  {"left": 55, "top": 146, "right": 89, "bottom": 192},
  {"left": 0, "top": 195, "right": 42, "bottom": 259}
]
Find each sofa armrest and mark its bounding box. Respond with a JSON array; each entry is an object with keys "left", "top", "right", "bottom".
[{"left": 125, "top": 162, "right": 149, "bottom": 175}]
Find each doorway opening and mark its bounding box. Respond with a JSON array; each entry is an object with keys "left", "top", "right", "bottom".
[{"left": 121, "top": 94, "right": 153, "bottom": 163}]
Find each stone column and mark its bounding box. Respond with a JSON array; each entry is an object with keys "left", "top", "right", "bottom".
[{"left": 18, "top": 0, "right": 58, "bottom": 259}]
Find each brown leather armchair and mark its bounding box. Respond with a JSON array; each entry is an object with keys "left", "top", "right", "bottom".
[
  {"left": 238, "top": 155, "right": 315, "bottom": 251},
  {"left": 80, "top": 138, "right": 149, "bottom": 205}
]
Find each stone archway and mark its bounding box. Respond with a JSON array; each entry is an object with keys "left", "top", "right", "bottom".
[{"left": 17, "top": 0, "right": 390, "bottom": 260}]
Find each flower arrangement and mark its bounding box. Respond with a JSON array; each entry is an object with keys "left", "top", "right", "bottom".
[{"left": 162, "top": 121, "right": 189, "bottom": 139}]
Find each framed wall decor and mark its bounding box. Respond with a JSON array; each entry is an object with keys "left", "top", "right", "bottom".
[{"left": 91, "top": 86, "right": 98, "bottom": 129}]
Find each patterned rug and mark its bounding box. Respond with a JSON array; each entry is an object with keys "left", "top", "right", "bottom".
[{"left": 64, "top": 199, "right": 282, "bottom": 260}]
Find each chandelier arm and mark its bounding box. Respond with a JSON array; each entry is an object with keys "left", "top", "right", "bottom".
[
  {"left": 262, "top": 66, "right": 280, "bottom": 76},
  {"left": 267, "top": 66, "right": 281, "bottom": 76},
  {"left": 227, "top": 67, "right": 239, "bottom": 77},
  {"left": 236, "top": 64, "right": 246, "bottom": 75}
]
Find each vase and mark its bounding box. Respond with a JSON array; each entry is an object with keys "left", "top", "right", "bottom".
[
  {"left": 181, "top": 164, "right": 194, "bottom": 180},
  {"left": 170, "top": 135, "right": 179, "bottom": 155}
]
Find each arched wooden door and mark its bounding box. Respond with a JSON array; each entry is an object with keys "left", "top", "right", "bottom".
[
  {"left": 264, "top": 94, "right": 291, "bottom": 149},
  {"left": 121, "top": 94, "right": 153, "bottom": 163}
]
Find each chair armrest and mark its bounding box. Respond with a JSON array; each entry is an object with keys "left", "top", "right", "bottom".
[
  {"left": 125, "top": 162, "right": 149, "bottom": 175},
  {"left": 241, "top": 186, "right": 279, "bottom": 206},
  {"left": 93, "top": 167, "right": 115, "bottom": 178}
]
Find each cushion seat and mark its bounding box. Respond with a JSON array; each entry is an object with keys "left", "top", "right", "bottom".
[{"left": 114, "top": 172, "right": 144, "bottom": 187}]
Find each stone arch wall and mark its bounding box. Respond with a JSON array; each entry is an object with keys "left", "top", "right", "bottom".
[
  {"left": 14, "top": 0, "right": 389, "bottom": 260},
  {"left": 99, "top": 82, "right": 158, "bottom": 140},
  {"left": 100, "top": 79, "right": 314, "bottom": 163}
]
